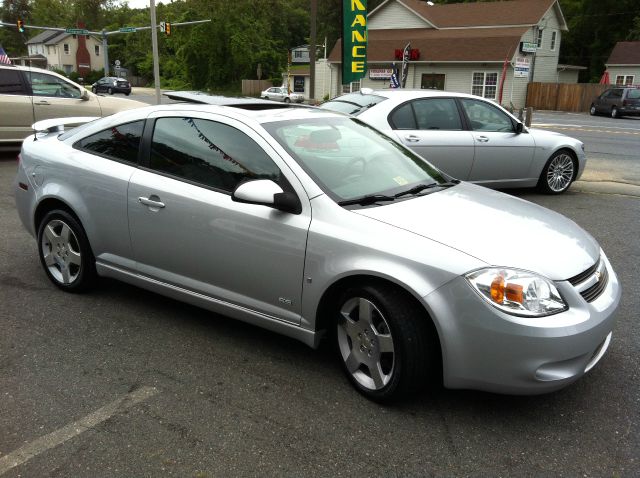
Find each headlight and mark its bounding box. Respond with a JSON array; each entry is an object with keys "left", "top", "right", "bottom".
[{"left": 466, "top": 268, "right": 567, "bottom": 317}]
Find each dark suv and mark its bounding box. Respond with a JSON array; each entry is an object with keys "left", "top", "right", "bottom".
[
  {"left": 91, "top": 77, "right": 132, "bottom": 96},
  {"left": 590, "top": 87, "right": 640, "bottom": 118}
]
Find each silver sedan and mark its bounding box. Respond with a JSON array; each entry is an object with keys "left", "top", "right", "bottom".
[
  {"left": 321, "top": 89, "right": 586, "bottom": 194},
  {"left": 15, "top": 103, "right": 619, "bottom": 402}
]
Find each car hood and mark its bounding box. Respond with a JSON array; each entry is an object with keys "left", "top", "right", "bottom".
[
  {"left": 95, "top": 95, "right": 146, "bottom": 115},
  {"left": 354, "top": 182, "right": 599, "bottom": 280}
]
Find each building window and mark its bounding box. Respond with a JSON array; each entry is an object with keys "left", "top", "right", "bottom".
[
  {"left": 294, "top": 50, "right": 303, "bottom": 58},
  {"left": 550, "top": 31, "right": 557, "bottom": 51},
  {"left": 471, "top": 72, "right": 498, "bottom": 99},
  {"left": 616, "top": 75, "right": 634, "bottom": 86},
  {"left": 536, "top": 29, "right": 543, "bottom": 48},
  {"left": 95, "top": 45, "right": 100, "bottom": 56},
  {"left": 63, "top": 44, "right": 70, "bottom": 55},
  {"left": 342, "top": 80, "right": 361, "bottom": 94}
]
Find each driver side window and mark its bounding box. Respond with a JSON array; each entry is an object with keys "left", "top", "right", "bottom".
[
  {"left": 459, "top": 99, "right": 514, "bottom": 132},
  {"left": 28, "top": 72, "right": 81, "bottom": 98}
]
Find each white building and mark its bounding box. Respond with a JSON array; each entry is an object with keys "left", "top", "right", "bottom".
[{"left": 25, "top": 30, "right": 103, "bottom": 75}]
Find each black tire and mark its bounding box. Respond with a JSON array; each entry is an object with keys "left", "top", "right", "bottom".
[
  {"left": 538, "top": 150, "right": 576, "bottom": 194},
  {"left": 284, "top": 97, "right": 291, "bottom": 103},
  {"left": 589, "top": 104, "right": 596, "bottom": 116},
  {"left": 91, "top": 86, "right": 97, "bottom": 94},
  {"left": 611, "top": 106, "right": 619, "bottom": 118},
  {"left": 108, "top": 87, "right": 113, "bottom": 95},
  {"left": 37, "top": 209, "right": 96, "bottom": 293},
  {"left": 125, "top": 92, "right": 130, "bottom": 96},
  {"left": 334, "top": 283, "right": 437, "bottom": 402}
]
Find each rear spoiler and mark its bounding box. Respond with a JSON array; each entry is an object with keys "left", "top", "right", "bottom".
[{"left": 31, "top": 116, "right": 100, "bottom": 134}]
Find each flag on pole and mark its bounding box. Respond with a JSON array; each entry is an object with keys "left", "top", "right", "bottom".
[
  {"left": 497, "top": 55, "right": 510, "bottom": 104},
  {"left": 0, "top": 45, "right": 12, "bottom": 65},
  {"left": 400, "top": 42, "right": 410, "bottom": 88},
  {"left": 390, "top": 63, "right": 400, "bottom": 88}
]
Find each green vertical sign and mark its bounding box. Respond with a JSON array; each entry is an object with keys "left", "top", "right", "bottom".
[{"left": 342, "top": 0, "right": 367, "bottom": 84}]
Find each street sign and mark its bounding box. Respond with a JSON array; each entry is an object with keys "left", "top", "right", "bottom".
[
  {"left": 520, "top": 42, "right": 537, "bottom": 53},
  {"left": 65, "top": 28, "right": 89, "bottom": 35},
  {"left": 119, "top": 27, "right": 136, "bottom": 33}
]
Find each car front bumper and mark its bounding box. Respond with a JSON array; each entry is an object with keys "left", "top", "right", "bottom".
[{"left": 423, "top": 252, "right": 620, "bottom": 394}]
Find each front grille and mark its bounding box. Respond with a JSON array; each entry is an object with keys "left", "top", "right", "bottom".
[
  {"left": 580, "top": 266, "right": 608, "bottom": 302},
  {"left": 567, "top": 258, "right": 608, "bottom": 303},
  {"left": 568, "top": 259, "right": 599, "bottom": 286}
]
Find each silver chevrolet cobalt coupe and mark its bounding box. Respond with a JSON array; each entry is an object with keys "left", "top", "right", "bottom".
[{"left": 15, "top": 103, "right": 620, "bottom": 402}]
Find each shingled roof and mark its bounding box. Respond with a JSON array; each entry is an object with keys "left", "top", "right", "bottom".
[
  {"left": 382, "top": 0, "right": 565, "bottom": 29},
  {"left": 606, "top": 41, "right": 640, "bottom": 66},
  {"left": 328, "top": 27, "right": 525, "bottom": 63}
]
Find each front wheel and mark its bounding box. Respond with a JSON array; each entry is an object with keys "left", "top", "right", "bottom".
[
  {"left": 611, "top": 106, "right": 620, "bottom": 118},
  {"left": 589, "top": 104, "right": 596, "bottom": 116},
  {"left": 108, "top": 87, "right": 113, "bottom": 95},
  {"left": 538, "top": 150, "right": 576, "bottom": 194},
  {"left": 91, "top": 86, "right": 97, "bottom": 93},
  {"left": 37, "top": 210, "right": 96, "bottom": 292},
  {"left": 334, "top": 284, "right": 437, "bottom": 402},
  {"left": 284, "top": 97, "right": 291, "bottom": 103}
]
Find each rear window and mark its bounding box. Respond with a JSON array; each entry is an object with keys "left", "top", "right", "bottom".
[
  {"left": 320, "top": 93, "right": 387, "bottom": 115},
  {"left": 627, "top": 89, "right": 640, "bottom": 99}
]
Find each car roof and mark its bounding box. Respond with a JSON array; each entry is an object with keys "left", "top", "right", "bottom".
[
  {"left": 163, "top": 91, "right": 308, "bottom": 109},
  {"left": 341, "top": 88, "right": 481, "bottom": 101}
]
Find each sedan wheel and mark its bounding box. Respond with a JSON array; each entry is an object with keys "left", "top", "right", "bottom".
[
  {"left": 92, "top": 86, "right": 97, "bottom": 93},
  {"left": 539, "top": 151, "right": 575, "bottom": 194},
  {"left": 37, "top": 210, "right": 96, "bottom": 292},
  {"left": 589, "top": 104, "right": 596, "bottom": 116},
  {"left": 108, "top": 87, "right": 114, "bottom": 95},
  {"left": 335, "top": 284, "right": 437, "bottom": 402},
  {"left": 284, "top": 97, "right": 291, "bottom": 103},
  {"left": 611, "top": 106, "right": 619, "bottom": 118}
]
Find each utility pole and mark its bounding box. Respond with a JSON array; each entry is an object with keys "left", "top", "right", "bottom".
[
  {"left": 309, "top": 0, "right": 317, "bottom": 102},
  {"left": 150, "top": 0, "right": 161, "bottom": 104}
]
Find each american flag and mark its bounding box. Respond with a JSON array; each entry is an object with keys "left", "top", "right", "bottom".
[{"left": 0, "top": 45, "right": 12, "bottom": 65}]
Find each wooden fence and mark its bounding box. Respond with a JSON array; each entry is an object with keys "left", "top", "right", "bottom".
[
  {"left": 241, "top": 80, "right": 273, "bottom": 96},
  {"left": 526, "top": 82, "right": 609, "bottom": 112}
]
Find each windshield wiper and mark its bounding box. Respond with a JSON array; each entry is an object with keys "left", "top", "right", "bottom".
[
  {"left": 394, "top": 180, "right": 460, "bottom": 198},
  {"left": 338, "top": 194, "right": 396, "bottom": 206}
]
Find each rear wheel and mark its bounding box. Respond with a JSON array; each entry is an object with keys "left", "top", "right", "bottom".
[
  {"left": 37, "top": 210, "right": 96, "bottom": 292},
  {"left": 538, "top": 150, "right": 576, "bottom": 194},
  {"left": 108, "top": 87, "right": 114, "bottom": 95},
  {"left": 334, "top": 284, "right": 437, "bottom": 402},
  {"left": 589, "top": 104, "right": 596, "bottom": 116},
  {"left": 284, "top": 97, "right": 291, "bottom": 103},
  {"left": 611, "top": 106, "right": 619, "bottom": 118}
]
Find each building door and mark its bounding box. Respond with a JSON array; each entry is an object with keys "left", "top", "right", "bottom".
[{"left": 421, "top": 74, "right": 445, "bottom": 90}]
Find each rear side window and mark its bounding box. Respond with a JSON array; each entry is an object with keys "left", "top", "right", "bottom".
[
  {"left": 149, "top": 117, "right": 281, "bottom": 193},
  {"left": 412, "top": 98, "right": 462, "bottom": 130},
  {"left": 389, "top": 103, "right": 417, "bottom": 129},
  {"left": 0, "top": 69, "right": 26, "bottom": 95},
  {"left": 74, "top": 121, "right": 144, "bottom": 164},
  {"left": 627, "top": 89, "right": 640, "bottom": 99}
]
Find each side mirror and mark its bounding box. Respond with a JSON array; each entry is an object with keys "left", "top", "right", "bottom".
[
  {"left": 80, "top": 88, "right": 90, "bottom": 101},
  {"left": 232, "top": 179, "right": 301, "bottom": 214},
  {"left": 515, "top": 121, "right": 524, "bottom": 134}
]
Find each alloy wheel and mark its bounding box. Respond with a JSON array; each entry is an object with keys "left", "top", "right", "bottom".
[
  {"left": 40, "top": 219, "right": 82, "bottom": 285},
  {"left": 546, "top": 153, "right": 574, "bottom": 192},
  {"left": 337, "top": 297, "right": 395, "bottom": 390}
]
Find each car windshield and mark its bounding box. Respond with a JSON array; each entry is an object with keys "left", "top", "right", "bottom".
[
  {"left": 263, "top": 116, "right": 449, "bottom": 204},
  {"left": 320, "top": 93, "right": 387, "bottom": 115},
  {"left": 627, "top": 89, "right": 640, "bottom": 99}
]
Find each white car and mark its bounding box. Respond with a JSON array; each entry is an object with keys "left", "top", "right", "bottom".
[
  {"left": 0, "top": 64, "right": 145, "bottom": 145},
  {"left": 321, "top": 89, "right": 586, "bottom": 194},
  {"left": 261, "top": 86, "right": 304, "bottom": 103}
]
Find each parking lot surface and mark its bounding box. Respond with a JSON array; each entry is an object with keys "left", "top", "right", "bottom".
[{"left": 1, "top": 150, "right": 639, "bottom": 476}]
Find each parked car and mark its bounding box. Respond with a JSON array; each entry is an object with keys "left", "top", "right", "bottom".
[
  {"left": 0, "top": 64, "right": 145, "bottom": 145},
  {"left": 590, "top": 86, "right": 640, "bottom": 118},
  {"left": 15, "top": 103, "right": 620, "bottom": 402},
  {"left": 91, "top": 76, "right": 132, "bottom": 96},
  {"left": 321, "top": 89, "right": 586, "bottom": 194},
  {"left": 261, "top": 86, "right": 304, "bottom": 103}
]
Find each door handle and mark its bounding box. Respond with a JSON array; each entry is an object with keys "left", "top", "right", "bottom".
[
  {"left": 404, "top": 134, "right": 420, "bottom": 143},
  {"left": 475, "top": 136, "right": 490, "bottom": 143},
  {"left": 138, "top": 196, "right": 165, "bottom": 208}
]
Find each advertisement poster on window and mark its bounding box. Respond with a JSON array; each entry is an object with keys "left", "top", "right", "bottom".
[{"left": 293, "top": 76, "right": 305, "bottom": 93}]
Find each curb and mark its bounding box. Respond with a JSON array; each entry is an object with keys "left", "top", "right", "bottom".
[{"left": 572, "top": 180, "right": 640, "bottom": 197}]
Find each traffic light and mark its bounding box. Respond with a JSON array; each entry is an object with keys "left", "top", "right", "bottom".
[
  {"left": 17, "top": 19, "right": 25, "bottom": 33},
  {"left": 165, "top": 22, "right": 171, "bottom": 36}
]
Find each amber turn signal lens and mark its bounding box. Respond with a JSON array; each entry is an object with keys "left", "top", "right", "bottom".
[{"left": 490, "top": 275, "right": 505, "bottom": 303}]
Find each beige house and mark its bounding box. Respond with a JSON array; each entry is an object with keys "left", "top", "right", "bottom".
[
  {"left": 26, "top": 30, "right": 102, "bottom": 75},
  {"left": 320, "top": 0, "right": 576, "bottom": 108},
  {"left": 605, "top": 41, "right": 640, "bottom": 86}
]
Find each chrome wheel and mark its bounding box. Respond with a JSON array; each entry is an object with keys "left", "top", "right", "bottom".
[
  {"left": 545, "top": 152, "right": 574, "bottom": 193},
  {"left": 40, "top": 219, "right": 82, "bottom": 285},
  {"left": 337, "top": 296, "right": 395, "bottom": 391}
]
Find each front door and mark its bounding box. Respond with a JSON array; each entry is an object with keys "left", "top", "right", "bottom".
[
  {"left": 128, "top": 114, "right": 311, "bottom": 324},
  {"left": 458, "top": 98, "right": 536, "bottom": 182},
  {"left": 421, "top": 74, "right": 445, "bottom": 90},
  {"left": 28, "top": 71, "right": 101, "bottom": 122}
]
